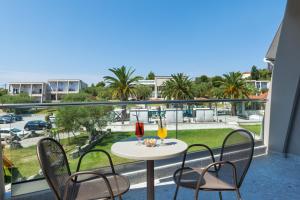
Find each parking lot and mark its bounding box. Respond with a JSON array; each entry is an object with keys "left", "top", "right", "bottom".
[
  {"left": 0, "top": 113, "right": 47, "bottom": 147},
  {"left": 0, "top": 114, "right": 46, "bottom": 133}
]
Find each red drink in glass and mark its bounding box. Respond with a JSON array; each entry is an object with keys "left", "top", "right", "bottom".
[{"left": 135, "top": 122, "right": 144, "bottom": 143}]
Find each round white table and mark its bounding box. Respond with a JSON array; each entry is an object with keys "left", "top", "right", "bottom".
[{"left": 111, "top": 138, "right": 188, "bottom": 200}]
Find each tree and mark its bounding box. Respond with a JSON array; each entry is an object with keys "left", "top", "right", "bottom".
[
  {"left": 84, "top": 85, "right": 98, "bottom": 97},
  {"left": 96, "top": 81, "right": 106, "bottom": 87},
  {"left": 259, "top": 69, "right": 272, "bottom": 80},
  {"left": 135, "top": 85, "right": 152, "bottom": 100},
  {"left": 104, "top": 66, "right": 142, "bottom": 122},
  {"left": 0, "top": 93, "right": 33, "bottom": 114},
  {"left": 146, "top": 71, "right": 155, "bottom": 80},
  {"left": 62, "top": 92, "right": 90, "bottom": 102},
  {"left": 161, "top": 73, "right": 193, "bottom": 100},
  {"left": 56, "top": 93, "right": 113, "bottom": 143},
  {"left": 192, "top": 82, "right": 213, "bottom": 98},
  {"left": 56, "top": 106, "right": 82, "bottom": 143},
  {"left": 211, "top": 76, "right": 224, "bottom": 87},
  {"left": 0, "top": 93, "right": 32, "bottom": 104},
  {"left": 221, "top": 72, "right": 251, "bottom": 115},
  {"left": 77, "top": 106, "right": 112, "bottom": 142},
  {"left": 251, "top": 65, "right": 260, "bottom": 80},
  {"left": 195, "top": 75, "right": 210, "bottom": 84},
  {"left": 0, "top": 88, "right": 7, "bottom": 97},
  {"left": 211, "top": 87, "right": 225, "bottom": 99}
]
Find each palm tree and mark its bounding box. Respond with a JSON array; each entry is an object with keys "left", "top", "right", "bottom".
[
  {"left": 161, "top": 73, "right": 193, "bottom": 100},
  {"left": 104, "top": 66, "right": 142, "bottom": 122},
  {"left": 221, "top": 72, "right": 251, "bottom": 115}
]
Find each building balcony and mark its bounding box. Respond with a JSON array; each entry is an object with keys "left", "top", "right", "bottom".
[
  {"left": 7, "top": 152, "right": 300, "bottom": 200},
  {"left": 1, "top": 99, "right": 297, "bottom": 200}
]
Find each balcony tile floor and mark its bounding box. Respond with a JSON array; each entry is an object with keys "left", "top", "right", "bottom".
[{"left": 122, "top": 153, "right": 300, "bottom": 200}]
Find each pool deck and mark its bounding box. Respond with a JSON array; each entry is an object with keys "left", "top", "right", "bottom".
[{"left": 123, "top": 152, "right": 300, "bottom": 200}]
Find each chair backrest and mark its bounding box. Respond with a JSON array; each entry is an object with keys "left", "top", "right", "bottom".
[
  {"left": 37, "top": 138, "right": 71, "bottom": 200},
  {"left": 220, "top": 129, "right": 254, "bottom": 188}
]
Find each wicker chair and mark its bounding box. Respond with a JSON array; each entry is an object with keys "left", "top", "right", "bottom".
[
  {"left": 173, "top": 129, "right": 254, "bottom": 200},
  {"left": 37, "top": 138, "right": 130, "bottom": 200}
]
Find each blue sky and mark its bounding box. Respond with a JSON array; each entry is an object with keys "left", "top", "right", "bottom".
[{"left": 0, "top": 0, "right": 286, "bottom": 85}]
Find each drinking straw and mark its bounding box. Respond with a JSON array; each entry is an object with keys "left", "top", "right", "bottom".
[
  {"left": 158, "top": 107, "right": 163, "bottom": 129},
  {"left": 135, "top": 110, "right": 140, "bottom": 122}
]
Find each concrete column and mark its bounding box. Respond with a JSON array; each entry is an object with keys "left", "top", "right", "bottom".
[
  {"left": 19, "top": 84, "right": 21, "bottom": 94},
  {"left": 56, "top": 81, "right": 58, "bottom": 101},
  {"left": 41, "top": 84, "right": 44, "bottom": 103},
  {"left": 263, "top": 81, "right": 272, "bottom": 150},
  {"left": 30, "top": 84, "right": 33, "bottom": 97},
  {"left": 268, "top": 0, "right": 300, "bottom": 154}
]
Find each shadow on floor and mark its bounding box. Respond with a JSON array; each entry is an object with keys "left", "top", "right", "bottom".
[{"left": 123, "top": 153, "right": 300, "bottom": 200}]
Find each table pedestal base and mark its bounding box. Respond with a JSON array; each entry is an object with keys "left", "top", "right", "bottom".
[{"left": 147, "top": 160, "right": 154, "bottom": 200}]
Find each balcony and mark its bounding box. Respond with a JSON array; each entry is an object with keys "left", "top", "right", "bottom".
[{"left": 1, "top": 99, "right": 293, "bottom": 200}]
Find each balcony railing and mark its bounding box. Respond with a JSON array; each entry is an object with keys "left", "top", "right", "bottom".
[{"left": 0, "top": 99, "right": 266, "bottom": 198}]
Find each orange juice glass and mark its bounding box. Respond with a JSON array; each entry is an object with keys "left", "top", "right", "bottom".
[{"left": 157, "top": 120, "right": 167, "bottom": 145}]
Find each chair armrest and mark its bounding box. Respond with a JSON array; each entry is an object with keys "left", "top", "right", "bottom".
[
  {"left": 181, "top": 144, "right": 216, "bottom": 169},
  {"left": 76, "top": 149, "right": 115, "bottom": 173},
  {"left": 63, "top": 171, "right": 114, "bottom": 200}
]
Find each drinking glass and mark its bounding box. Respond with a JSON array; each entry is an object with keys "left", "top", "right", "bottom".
[
  {"left": 135, "top": 122, "right": 144, "bottom": 144},
  {"left": 157, "top": 120, "right": 167, "bottom": 145}
]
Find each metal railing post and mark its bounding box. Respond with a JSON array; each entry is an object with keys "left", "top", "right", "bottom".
[
  {"left": 215, "top": 102, "right": 218, "bottom": 123},
  {"left": 175, "top": 104, "right": 178, "bottom": 139}
]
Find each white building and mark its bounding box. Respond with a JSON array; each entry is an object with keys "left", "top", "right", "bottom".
[
  {"left": 8, "top": 82, "right": 49, "bottom": 103},
  {"left": 137, "top": 76, "right": 172, "bottom": 99},
  {"left": 242, "top": 72, "right": 251, "bottom": 79},
  {"left": 246, "top": 80, "right": 270, "bottom": 91},
  {"left": 48, "top": 79, "right": 88, "bottom": 101},
  {"left": 8, "top": 79, "right": 88, "bottom": 102}
]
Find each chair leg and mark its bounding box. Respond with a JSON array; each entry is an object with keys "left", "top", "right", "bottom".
[
  {"left": 194, "top": 189, "right": 200, "bottom": 200},
  {"left": 118, "top": 195, "right": 123, "bottom": 200},
  {"left": 236, "top": 189, "right": 242, "bottom": 200},
  {"left": 173, "top": 185, "right": 180, "bottom": 200},
  {"left": 218, "top": 191, "right": 223, "bottom": 200}
]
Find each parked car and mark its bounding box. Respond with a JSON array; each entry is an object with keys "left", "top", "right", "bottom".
[
  {"left": 0, "top": 128, "right": 23, "bottom": 140},
  {"left": 0, "top": 115, "right": 14, "bottom": 124},
  {"left": 7, "top": 113, "right": 23, "bottom": 121},
  {"left": 24, "top": 120, "right": 52, "bottom": 131}
]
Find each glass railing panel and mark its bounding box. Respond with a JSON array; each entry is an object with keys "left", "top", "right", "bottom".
[{"left": 1, "top": 99, "right": 265, "bottom": 186}]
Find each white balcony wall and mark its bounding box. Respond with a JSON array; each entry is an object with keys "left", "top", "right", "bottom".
[
  {"left": 165, "top": 109, "right": 183, "bottom": 123},
  {"left": 268, "top": 0, "right": 300, "bottom": 155},
  {"left": 194, "top": 108, "right": 214, "bottom": 122}
]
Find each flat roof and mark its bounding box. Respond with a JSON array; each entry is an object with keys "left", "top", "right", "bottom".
[
  {"left": 9, "top": 82, "right": 46, "bottom": 84},
  {"left": 155, "top": 76, "right": 172, "bottom": 78},
  {"left": 48, "top": 79, "right": 82, "bottom": 81}
]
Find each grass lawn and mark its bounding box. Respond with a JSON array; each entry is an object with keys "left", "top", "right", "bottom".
[
  {"left": 240, "top": 124, "right": 262, "bottom": 136},
  {"left": 4, "top": 128, "right": 239, "bottom": 182}
]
